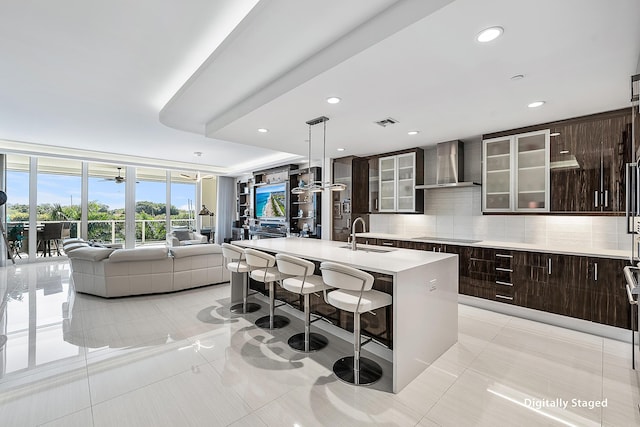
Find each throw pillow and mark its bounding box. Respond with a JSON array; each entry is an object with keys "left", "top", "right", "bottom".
[{"left": 173, "top": 230, "right": 192, "bottom": 241}]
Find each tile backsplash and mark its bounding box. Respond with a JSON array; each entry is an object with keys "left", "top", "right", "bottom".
[{"left": 368, "top": 187, "right": 632, "bottom": 251}]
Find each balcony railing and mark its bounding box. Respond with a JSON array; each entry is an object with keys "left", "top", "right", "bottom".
[{"left": 7, "top": 219, "right": 196, "bottom": 250}]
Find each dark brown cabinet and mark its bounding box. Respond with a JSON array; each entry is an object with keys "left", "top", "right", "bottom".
[
  {"left": 355, "top": 237, "right": 377, "bottom": 245},
  {"left": 549, "top": 110, "right": 632, "bottom": 213},
  {"left": 332, "top": 156, "right": 369, "bottom": 241},
  {"left": 367, "top": 147, "right": 424, "bottom": 214},
  {"left": 350, "top": 237, "right": 631, "bottom": 329},
  {"left": 463, "top": 247, "right": 496, "bottom": 300},
  {"left": 483, "top": 108, "right": 633, "bottom": 215},
  {"left": 585, "top": 257, "right": 629, "bottom": 328},
  {"left": 521, "top": 253, "right": 630, "bottom": 329},
  {"left": 512, "top": 251, "right": 550, "bottom": 311}
]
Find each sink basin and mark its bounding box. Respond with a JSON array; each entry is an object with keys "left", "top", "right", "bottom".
[{"left": 338, "top": 245, "right": 393, "bottom": 253}]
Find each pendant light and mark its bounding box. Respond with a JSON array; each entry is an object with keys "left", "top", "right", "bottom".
[{"left": 291, "top": 116, "right": 346, "bottom": 194}]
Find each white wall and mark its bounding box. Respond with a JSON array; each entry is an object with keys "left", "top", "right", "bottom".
[{"left": 369, "top": 186, "right": 632, "bottom": 251}]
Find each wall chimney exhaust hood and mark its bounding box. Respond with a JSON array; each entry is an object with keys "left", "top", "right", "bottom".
[{"left": 415, "top": 140, "right": 480, "bottom": 189}]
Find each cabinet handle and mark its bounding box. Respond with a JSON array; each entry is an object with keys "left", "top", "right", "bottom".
[
  {"left": 594, "top": 191, "right": 599, "bottom": 208},
  {"left": 495, "top": 254, "right": 513, "bottom": 258},
  {"left": 381, "top": 242, "right": 394, "bottom": 246},
  {"left": 496, "top": 267, "right": 513, "bottom": 272},
  {"left": 374, "top": 199, "right": 378, "bottom": 210},
  {"left": 496, "top": 280, "right": 513, "bottom": 286},
  {"left": 548, "top": 258, "right": 552, "bottom": 275},
  {"left": 604, "top": 190, "right": 608, "bottom": 208},
  {"left": 496, "top": 295, "right": 513, "bottom": 300},
  {"left": 594, "top": 262, "right": 598, "bottom": 281}
]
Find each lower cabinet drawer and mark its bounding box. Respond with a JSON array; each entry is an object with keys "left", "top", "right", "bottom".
[{"left": 494, "top": 281, "right": 514, "bottom": 303}]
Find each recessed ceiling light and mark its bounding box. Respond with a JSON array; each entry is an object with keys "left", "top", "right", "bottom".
[
  {"left": 326, "top": 97, "right": 341, "bottom": 104},
  {"left": 550, "top": 132, "right": 560, "bottom": 137},
  {"left": 408, "top": 131, "right": 420, "bottom": 135},
  {"left": 257, "top": 128, "right": 269, "bottom": 133},
  {"left": 527, "top": 101, "right": 545, "bottom": 108},
  {"left": 337, "top": 148, "right": 345, "bottom": 152},
  {"left": 476, "top": 26, "right": 503, "bottom": 43}
]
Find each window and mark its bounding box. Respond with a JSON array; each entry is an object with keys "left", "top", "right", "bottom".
[
  {"left": 170, "top": 172, "right": 196, "bottom": 230},
  {"left": 36, "top": 157, "right": 81, "bottom": 240},
  {"left": 5, "top": 154, "right": 30, "bottom": 259},
  {"left": 135, "top": 167, "right": 167, "bottom": 245},
  {"left": 88, "top": 163, "right": 126, "bottom": 244}
]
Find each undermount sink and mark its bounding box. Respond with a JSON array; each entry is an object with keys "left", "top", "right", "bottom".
[{"left": 338, "top": 245, "right": 393, "bottom": 253}]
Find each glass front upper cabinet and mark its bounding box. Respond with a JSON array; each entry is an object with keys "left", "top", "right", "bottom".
[
  {"left": 378, "top": 152, "right": 417, "bottom": 212},
  {"left": 483, "top": 130, "right": 550, "bottom": 212},
  {"left": 483, "top": 137, "right": 513, "bottom": 211},
  {"left": 515, "top": 130, "right": 550, "bottom": 211},
  {"left": 379, "top": 155, "right": 397, "bottom": 212}
]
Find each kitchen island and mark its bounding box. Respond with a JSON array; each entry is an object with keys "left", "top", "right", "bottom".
[{"left": 232, "top": 237, "right": 458, "bottom": 392}]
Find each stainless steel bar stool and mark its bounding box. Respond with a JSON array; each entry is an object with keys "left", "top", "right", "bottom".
[
  {"left": 245, "top": 248, "right": 290, "bottom": 329},
  {"left": 320, "top": 261, "right": 392, "bottom": 386},
  {"left": 222, "top": 243, "right": 260, "bottom": 314},
  {"left": 276, "top": 254, "right": 333, "bottom": 352}
]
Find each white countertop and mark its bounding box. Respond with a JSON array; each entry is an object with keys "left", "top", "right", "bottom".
[
  {"left": 356, "top": 232, "right": 629, "bottom": 259},
  {"left": 232, "top": 237, "right": 454, "bottom": 275}
]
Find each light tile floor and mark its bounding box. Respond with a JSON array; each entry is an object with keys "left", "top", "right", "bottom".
[{"left": 0, "top": 260, "right": 639, "bottom": 426}]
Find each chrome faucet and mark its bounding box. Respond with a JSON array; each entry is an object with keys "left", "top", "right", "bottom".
[{"left": 351, "top": 217, "right": 366, "bottom": 251}]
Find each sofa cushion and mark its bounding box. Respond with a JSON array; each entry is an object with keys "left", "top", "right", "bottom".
[
  {"left": 109, "top": 246, "right": 169, "bottom": 262},
  {"left": 62, "top": 238, "right": 86, "bottom": 248},
  {"left": 170, "top": 244, "right": 223, "bottom": 258},
  {"left": 67, "top": 246, "right": 115, "bottom": 261},
  {"left": 63, "top": 242, "right": 90, "bottom": 253},
  {"left": 172, "top": 230, "right": 192, "bottom": 241}
]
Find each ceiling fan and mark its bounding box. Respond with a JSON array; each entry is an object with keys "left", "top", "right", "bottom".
[
  {"left": 179, "top": 171, "right": 215, "bottom": 182},
  {"left": 102, "top": 167, "right": 126, "bottom": 184}
]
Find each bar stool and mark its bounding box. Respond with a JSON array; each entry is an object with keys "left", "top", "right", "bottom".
[
  {"left": 320, "top": 261, "right": 392, "bottom": 386},
  {"left": 276, "top": 254, "right": 333, "bottom": 352},
  {"left": 221, "top": 243, "right": 260, "bottom": 314},
  {"left": 245, "top": 248, "right": 290, "bottom": 329}
]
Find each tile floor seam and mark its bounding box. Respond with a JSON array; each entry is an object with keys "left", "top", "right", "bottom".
[
  {"left": 34, "top": 407, "right": 92, "bottom": 427},
  {"left": 87, "top": 357, "right": 212, "bottom": 409},
  {"left": 421, "top": 366, "right": 468, "bottom": 424},
  {"left": 415, "top": 414, "right": 442, "bottom": 427},
  {"left": 82, "top": 323, "right": 97, "bottom": 427},
  {"left": 600, "top": 338, "right": 605, "bottom": 425},
  {"left": 203, "top": 354, "right": 266, "bottom": 417}
]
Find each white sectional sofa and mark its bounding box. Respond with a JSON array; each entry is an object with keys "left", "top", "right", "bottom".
[
  {"left": 166, "top": 229, "right": 208, "bottom": 247},
  {"left": 67, "top": 244, "right": 230, "bottom": 298}
]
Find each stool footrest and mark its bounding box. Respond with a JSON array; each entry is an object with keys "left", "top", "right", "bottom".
[
  {"left": 230, "top": 302, "right": 261, "bottom": 314},
  {"left": 333, "top": 356, "right": 383, "bottom": 386},
  {"left": 288, "top": 332, "right": 328, "bottom": 353},
  {"left": 255, "top": 314, "right": 289, "bottom": 330}
]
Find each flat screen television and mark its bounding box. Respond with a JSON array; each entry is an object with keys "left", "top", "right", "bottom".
[{"left": 255, "top": 182, "right": 288, "bottom": 221}]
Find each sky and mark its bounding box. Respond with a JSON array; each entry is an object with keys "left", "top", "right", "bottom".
[{"left": 6, "top": 171, "right": 196, "bottom": 211}]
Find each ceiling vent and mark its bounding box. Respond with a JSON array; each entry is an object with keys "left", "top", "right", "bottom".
[{"left": 374, "top": 117, "right": 399, "bottom": 127}]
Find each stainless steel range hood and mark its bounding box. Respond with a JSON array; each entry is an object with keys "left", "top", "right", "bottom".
[{"left": 415, "top": 140, "right": 480, "bottom": 189}]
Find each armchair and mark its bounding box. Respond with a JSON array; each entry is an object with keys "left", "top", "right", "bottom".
[{"left": 166, "top": 229, "right": 207, "bottom": 247}]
